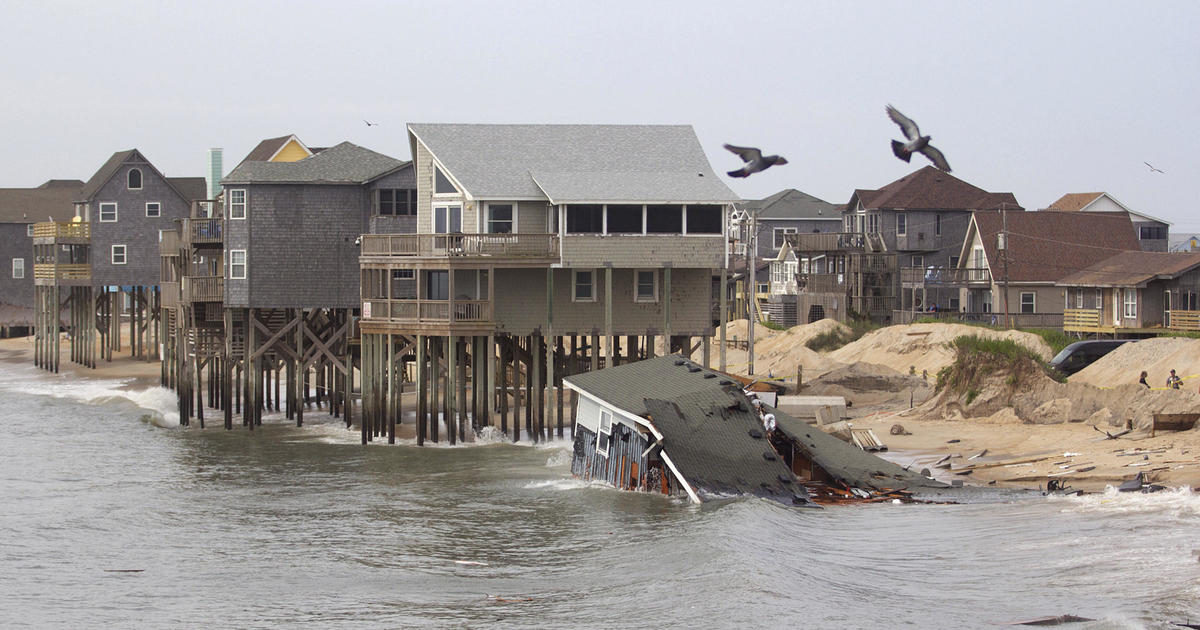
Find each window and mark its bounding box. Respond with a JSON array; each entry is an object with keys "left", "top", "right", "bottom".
[
  {"left": 911, "top": 255, "right": 924, "bottom": 269},
  {"left": 773, "top": 227, "right": 798, "bottom": 248},
  {"left": 573, "top": 269, "right": 595, "bottom": 302},
  {"left": 26, "top": 224, "right": 35, "bottom": 237},
  {"left": 1124, "top": 289, "right": 1137, "bottom": 319},
  {"left": 1140, "top": 225, "right": 1167, "bottom": 240},
  {"left": 229, "top": 250, "right": 246, "bottom": 279},
  {"left": 127, "top": 168, "right": 142, "bottom": 190},
  {"left": 646, "top": 205, "right": 682, "bottom": 233},
  {"left": 145, "top": 202, "right": 160, "bottom": 218},
  {"left": 686, "top": 205, "right": 723, "bottom": 234},
  {"left": 949, "top": 255, "right": 959, "bottom": 268},
  {"left": 12, "top": 257, "right": 24, "bottom": 279},
  {"left": 377, "top": 189, "right": 416, "bottom": 216},
  {"left": 935, "top": 214, "right": 942, "bottom": 236},
  {"left": 596, "top": 410, "right": 612, "bottom": 457},
  {"left": 99, "top": 202, "right": 117, "bottom": 222},
  {"left": 426, "top": 270, "right": 449, "bottom": 300},
  {"left": 1020, "top": 292, "right": 1035, "bottom": 314},
  {"left": 392, "top": 269, "right": 415, "bottom": 280},
  {"left": 635, "top": 270, "right": 657, "bottom": 302},
  {"left": 566, "top": 205, "right": 603, "bottom": 234},
  {"left": 434, "top": 166, "right": 457, "bottom": 194},
  {"left": 1074, "top": 289, "right": 1084, "bottom": 309},
  {"left": 896, "top": 214, "right": 907, "bottom": 236},
  {"left": 606, "top": 204, "right": 642, "bottom": 234},
  {"left": 229, "top": 189, "right": 246, "bottom": 219},
  {"left": 948, "top": 297, "right": 960, "bottom": 311},
  {"left": 434, "top": 205, "right": 462, "bottom": 233},
  {"left": 486, "top": 203, "right": 513, "bottom": 234},
  {"left": 1095, "top": 289, "right": 1103, "bottom": 309},
  {"left": 111, "top": 245, "right": 127, "bottom": 265},
  {"left": 844, "top": 216, "right": 853, "bottom": 232},
  {"left": 867, "top": 214, "right": 879, "bottom": 234}
]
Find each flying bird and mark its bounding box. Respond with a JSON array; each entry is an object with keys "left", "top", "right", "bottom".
[
  {"left": 364, "top": 119, "right": 379, "bottom": 127},
  {"left": 886, "top": 105, "right": 951, "bottom": 172},
  {"left": 724, "top": 144, "right": 788, "bottom": 178},
  {"left": 1144, "top": 161, "right": 1165, "bottom": 173}
]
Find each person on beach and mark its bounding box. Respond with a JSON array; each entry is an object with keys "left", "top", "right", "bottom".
[
  {"left": 1139, "top": 371, "right": 1149, "bottom": 388},
  {"left": 1166, "top": 369, "right": 1183, "bottom": 389}
]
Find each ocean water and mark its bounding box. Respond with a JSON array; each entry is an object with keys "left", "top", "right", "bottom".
[{"left": 1, "top": 360, "right": 1198, "bottom": 629}]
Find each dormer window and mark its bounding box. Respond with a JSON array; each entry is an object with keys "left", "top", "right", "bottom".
[{"left": 127, "top": 168, "right": 142, "bottom": 190}]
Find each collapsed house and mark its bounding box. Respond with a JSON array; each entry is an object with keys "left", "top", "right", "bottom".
[{"left": 564, "top": 355, "right": 945, "bottom": 505}]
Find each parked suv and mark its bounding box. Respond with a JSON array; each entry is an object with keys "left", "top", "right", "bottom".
[{"left": 1049, "top": 339, "right": 1132, "bottom": 376}]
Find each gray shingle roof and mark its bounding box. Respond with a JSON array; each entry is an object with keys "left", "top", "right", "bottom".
[
  {"left": 771, "top": 407, "right": 946, "bottom": 491},
  {"left": 0, "top": 182, "right": 81, "bottom": 223},
  {"left": 79, "top": 149, "right": 137, "bottom": 200},
  {"left": 222, "top": 141, "right": 407, "bottom": 185},
  {"left": 167, "top": 177, "right": 208, "bottom": 202},
  {"left": 409, "top": 123, "right": 740, "bottom": 203},
  {"left": 747, "top": 188, "right": 841, "bottom": 220},
  {"left": 566, "top": 354, "right": 808, "bottom": 505},
  {"left": 644, "top": 394, "right": 808, "bottom": 504}
]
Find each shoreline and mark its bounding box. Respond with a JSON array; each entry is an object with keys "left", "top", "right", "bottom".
[{"left": 4, "top": 331, "right": 1197, "bottom": 494}]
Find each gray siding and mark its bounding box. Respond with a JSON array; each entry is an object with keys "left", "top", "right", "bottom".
[
  {"left": 492, "top": 266, "right": 713, "bottom": 336},
  {"left": 0, "top": 223, "right": 33, "bottom": 308},
  {"left": 225, "top": 183, "right": 369, "bottom": 308},
  {"left": 88, "top": 160, "right": 191, "bottom": 287},
  {"left": 757, "top": 217, "right": 840, "bottom": 259},
  {"left": 368, "top": 164, "right": 417, "bottom": 235},
  {"left": 561, "top": 235, "right": 723, "bottom": 269}
]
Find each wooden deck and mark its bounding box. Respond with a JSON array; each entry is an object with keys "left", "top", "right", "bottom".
[
  {"left": 33, "top": 263, "right": 90, "bottom": 286},
  {"left": 32, "top": 221, "right": 89, "bottom": 244},
  {"left": 900, "top": 266, "right": 991, "bottom": 287},
  {"left": 360, "top": 233, "right": 558, "bottom": 265},
  {"left": 181, "top": 217, "right": 222, "bottom": 247},
  {"left": 361, "top": 298, "right": 496, "bottom": 335},
  {"left": 182, "top": 276, "right": 223, "bottom": 302},
  {"left": 1062, "top": 308, "right": 1200, "bottom": 334}
]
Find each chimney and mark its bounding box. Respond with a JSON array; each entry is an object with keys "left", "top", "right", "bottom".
[{"left": 206, "top": 148, "right": 223, "bottom": 199}]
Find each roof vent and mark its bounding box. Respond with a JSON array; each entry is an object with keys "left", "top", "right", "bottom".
[
  {"left": 703, "top": 373, "right": 717, "bottom": 379},
  {"left": 674, "top": 360, "right": 686, "bottom": 366},
  {"left": 762, "top": 452, "right": 777, "bottom": 461},
  {"left": 687, "top": 366, "right": 701, "bottom": 373}
]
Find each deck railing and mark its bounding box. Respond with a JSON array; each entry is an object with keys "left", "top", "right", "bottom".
[
  {"left": 182, "top": 218, "right": 222, "bottom": 245},
  {"left": 897, "top": 310, "right": 1065, "bottom": 328},
  {"left": 1167, "top": 310, "right": 1200, "bottom": 331},
  {"left": 364, "top": 299, "right": 492, "bottom": 324},
  {"left": 182, "top": 276, "right": 223, "bottom": 302},
  {"left": 32, "top": 221, "right": 89, "bottom": 240},
  {"left": 33, "top": 263, "right": 90, "bottom": 280},
  {"left": 788, "top": 232, "right": 865, "bottom": 252},
  {"left": 900, "top": 267, "right": 992, "bottom": 285},
  {"left": 360, "top": 233, "right": 559, "bottom": 258},
  {"left": 797, "top": 273, "right": 845, "bottom": 293},
  {"left": 1063, "top": 308, "right": 1102, "bottom": 330}
]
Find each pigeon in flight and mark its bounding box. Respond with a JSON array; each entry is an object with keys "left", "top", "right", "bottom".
[
  {"left": 1144, "top": 161, "right": 1165, "bottom": 173},
  {"left": 724, "top": 144, "right": 788, "bottom": 178},
  {"left": 886, "top": 105, "right": 951, "bottom": 172},
  {"left": 364, "top": 119, "right": 379, "bottom": 127}
]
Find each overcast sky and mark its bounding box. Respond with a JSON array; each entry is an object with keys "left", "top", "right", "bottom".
[{"left": 3, "top": 1, "right": 1197, "bottom": 230}]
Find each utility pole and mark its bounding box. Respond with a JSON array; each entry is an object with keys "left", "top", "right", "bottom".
[
  {"left": 1000, "top": 205, "right": 1011, "bottom": 329},
  {"left": 747, "top": 208, "right": 757, "bottom": 375}
]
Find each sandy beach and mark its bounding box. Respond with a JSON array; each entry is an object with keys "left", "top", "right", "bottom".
[{"left": 5, "top": 323, "right": 1198, "bottom": 493}]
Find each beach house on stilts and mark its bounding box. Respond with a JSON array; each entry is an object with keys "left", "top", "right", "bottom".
[
  {"left": 357, "top": 123, "right": 739, "bottom": 445},
  {"left": 32, "top": 150, "right": 203, "bottom": 372}
]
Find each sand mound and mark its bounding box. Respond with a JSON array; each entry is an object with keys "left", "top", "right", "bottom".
[
  {"left": 827, "top": 323, "right": 1052, "bottom": 376},
  {"left": 1070, "top": 336, "right": 1200, "bottom": 390},
  {"left": 716, "top": 319, "right": 849, "bottom": 379}
]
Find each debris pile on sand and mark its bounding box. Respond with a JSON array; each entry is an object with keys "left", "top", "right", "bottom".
[{"left": 801, "top": 362, "right": 932, "bottom": 409}]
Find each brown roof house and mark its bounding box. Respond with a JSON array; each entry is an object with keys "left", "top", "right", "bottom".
[
  {"left": 791, "top": 166, "right": 1019, "bottom": 323},
  {"left": 947, "top": 209, "right": 1139, "bottom": 328},
  {"left": 1057, "top": 251, "right": 1200, "bottom": 333},
  {"left": 1045, "top": 192, "right": 1169, "bottom": 252}
]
